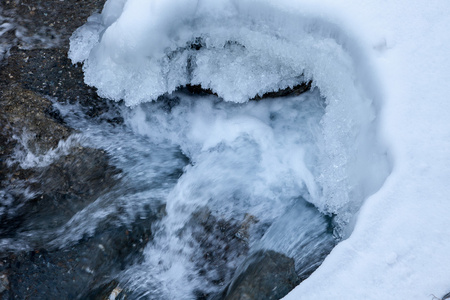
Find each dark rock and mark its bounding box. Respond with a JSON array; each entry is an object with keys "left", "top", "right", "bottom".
[
  {"left": 222, "top": 250, "right": 300, "bottom": 300},
  {"left": 176, "top": 81, "right": 312, "bottom": 101},
  {"left": 0, "top": 146, "right": 121, "bottom": 247},
  {"left": 0, "top": 47, "right": 112, "bottom": 118},
  {"left": 0, "top": 212, "right": 155, "bottom": 300},
  {"left": 83, "top": 280, "right": 121, "bottom": 300},
  {"left": 186, "top": 207, "right": 256, "bottom": 293},
  {"left": 251, "top": 81, "right": 312, "bottom": 100},
  {"left": 183, "top": 84, "right": 217, "bottom": 97},
  {"left": 0, "top": 0, "right": 113, "bottom": 119},
  {"left": 0, "top": 85, "right": 72, "bottom": 154},
  {"left": 1, "top": 0, "right": 105, "bottom": 50},
  {"left": 0, "top": 0, "right": 156, "bottom": 299},
  {"left": 0, "top": 273, "right": 9, "bottom": 294}
]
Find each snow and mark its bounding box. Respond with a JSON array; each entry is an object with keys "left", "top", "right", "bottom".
[
  {"left": 282, "top": 0, "right": 450, "bottom": 299},
  {"left": 69, "top": 0, "right": 450, "bottom": 298}
]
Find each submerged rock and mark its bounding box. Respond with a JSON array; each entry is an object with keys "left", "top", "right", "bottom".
[
  {"left": 222, "top": 250, "right": 300, "bottom": 300},
  {"left": 187, "top": 207, "right": 253, "bottom": 292},
  {"left": 0, "top": 146, "right": 121, "bottom": 246},
  {"left": 0, "top": 212, "right": 155, "bottom": 300}
]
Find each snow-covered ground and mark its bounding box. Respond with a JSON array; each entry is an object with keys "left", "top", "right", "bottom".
[
  {"left": 69, "top": 0, "right": 450, "bottom": 298},
  {"left": 283, "top": 0, "right": 450, "bottom": 299}
]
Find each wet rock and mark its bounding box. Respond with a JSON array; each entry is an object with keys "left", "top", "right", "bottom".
[
  {"left": 251, "top": 81, "right": 312, "bottom": 100},
  {"left": 1, "top": 0, "right": 105, "bottom": 50},
  {"left": 221, "top": 250, "right": 300, "bottom": 300},
  {"left": 0, "top": 273, "right": 9, "bottom": 294},
  {"left": 0, "top": 85, "right": 73, "bottom": 192},
  {"left": 182, "top": 84, "right": 218, "bottom": 97},
  {"left": 186, "top": 207, "right": 256, "bottom": 292},
  {"left": 83, "top": 281, "right": 121, "bottom": 300},
  {"left": 0, "top": 0, "right": 152, "bottom": 298},
  {"left": 0, "top": 212, "right": 155, "bottom": 300},
  {"left": 0, "top": 85, "right": 72, "bottom": 154},
  {"left": 0, "top": 47, "right": 112, "bottom": 118},
  {"left": 0, "top": 0, "right": 112, "bottom": 119},
  {"left": 0, "top": 146, "right": 121, "bottom": 247},
  {"left": 177, "top": 81, "right": 312, "bottom": 101}
]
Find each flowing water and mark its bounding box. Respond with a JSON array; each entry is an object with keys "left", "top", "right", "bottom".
[
  {"left": 0, "top": 0, "right": 392, "bottom": 298},
  {"left": 48, "top": 89, "right": 335, "bottom": 298}
]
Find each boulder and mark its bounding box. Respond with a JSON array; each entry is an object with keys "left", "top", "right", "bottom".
[
  {"left": 0, "top": 212, "right": 154, "bottom": 300},
  {"left": 0, "top": 85, "right": 72, "bottom": 154},
  {"left": 222, "top": 250, "right": 300, "bottom": 300}
]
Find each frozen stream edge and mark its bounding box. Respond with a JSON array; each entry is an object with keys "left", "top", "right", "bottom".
[{"left": 67, "top": 0, "right": 395, "bottom": 298}]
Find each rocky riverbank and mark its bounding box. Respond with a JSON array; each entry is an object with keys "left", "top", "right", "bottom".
[{"left": 0, "top": 0, "right": 139, "bottom": 298}]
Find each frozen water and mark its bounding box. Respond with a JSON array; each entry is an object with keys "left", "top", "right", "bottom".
[{"left": 70, "top": 0, "right": 390, "bottom": 229}]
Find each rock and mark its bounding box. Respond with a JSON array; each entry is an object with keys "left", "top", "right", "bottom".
[
  {"left": 0, "top": 0, "right": 114, "bottom": 119},
  {"left": 0, "top": 212, "right": 155, "bottom": 300},
  {"left": 221, "top": 250, "right": 300, "bottom": 300},
  {"left": 0, "top": 85, "right": 72, "bottom": 154},
  {"left": 0, "top": 273, "right": 9, "bottom": 294},
  {"left": 178, "top": 81, "right": 312, "bottom": 101},
  {"left": 0, "top": 146, "right": 121, "bottom": 247},
  {"left": 186, "top": 207, "right": 252, "bottom": 293},
  {"left": 0, "top": 0, "right": 157, "bottom": 299},
  {"left": 0, "top": 47, "right": 113, "bottom": 119},
  {"left": 1, "top": 0, "right": 105, "bottom": 50},
  {"left": 251, "top": 81, "right": 312, "bottom": 100}
]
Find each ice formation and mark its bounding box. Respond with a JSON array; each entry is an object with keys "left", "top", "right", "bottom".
[{"left": 70, "top": 0, "right": 390, "bottom": 228}]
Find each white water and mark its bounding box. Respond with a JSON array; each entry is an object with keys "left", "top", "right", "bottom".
[
  {"left": 29, "top": 90, "right": 335, "bottom": 298},
  {"left": 67, "top": 0, "right": 394, "bottom": 298},
  {"left": 119, "top": 91, "right": 336, "bottom": 298}
]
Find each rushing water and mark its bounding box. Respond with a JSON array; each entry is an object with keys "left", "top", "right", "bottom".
[
  {"left": 43, "top": 88, "right": 334, "bottom": 298},
  {"left": 0, "top": 0, "right": 392, "bottom": 298}
]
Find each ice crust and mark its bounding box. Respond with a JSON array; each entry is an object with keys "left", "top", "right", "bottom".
[{"left": 70, "top": 0, "right": 390, "bottom": 227}]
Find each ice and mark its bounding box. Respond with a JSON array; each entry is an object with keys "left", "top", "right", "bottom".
[
  {"left": 70, "top": 0, "right": 390, "bottom": 230},
  {"left": 65, "top": 0, "right": 450, "bottom": 298}
]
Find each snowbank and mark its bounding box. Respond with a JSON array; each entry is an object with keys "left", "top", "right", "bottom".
[{"left": 282, "top": 0, "right": 450, "bottom": 299}]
